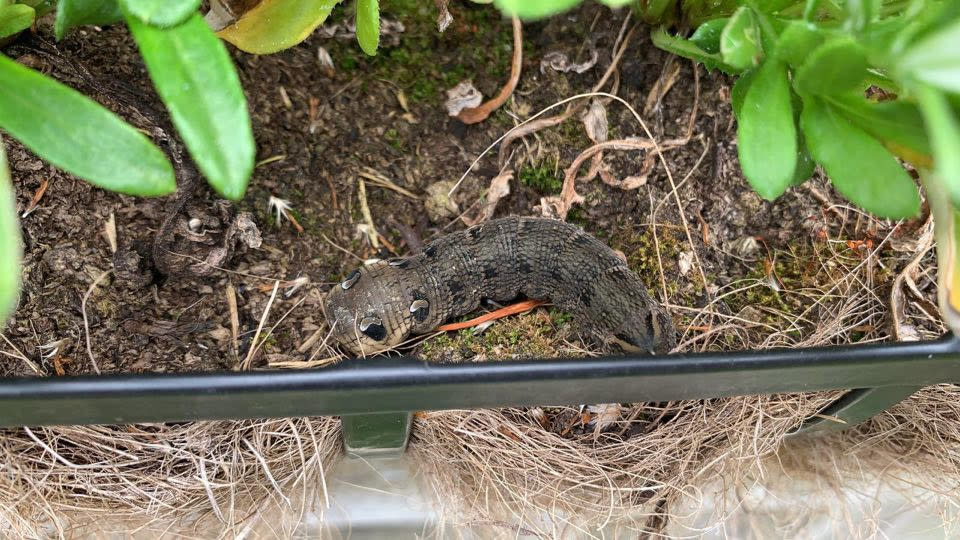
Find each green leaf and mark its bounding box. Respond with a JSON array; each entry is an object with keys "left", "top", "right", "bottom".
[
  {"left": 641, "top": 0, "right": 676, "bottom": 23},
  {"left": 730, "top": 68, "right": 755, "bottom": 119},
  {"left": 492, "top": 0, "right": 582, "bottom": 19},
  {"left": 824, "top": 93, "right": 931, "bottom": 164},
  {"left": 690, "top": 18, "right": 729, "bottom": 54},
  {"left": 127, "top": 14, "right": 254, "bottom": 200},
  {"left": 650, "top": 27, "right": 734, "bottom": 74},
  {"left": 788, "top": 87, "right": 815, "bottom": 186},
  {"left": 915, "top": 85, "right": 960, "bottom": 207},
  {"left": 217, "top": 0, "right": 339, "bottom": 55},
  {"left": 0, "top": 4, "right": 34, "bottom": 39},
  {"left": 843, "top": 0, "right": 878, "bottom": 32},
  {"left": 0, "top": 140, "right": 21, "bottom": 327},
  {"left": 0, "top": 54, "right": 175, "bottom": 196},
  {"left": 802, "top": 0, "right": 821, "bottom": 21},
  {"left": 118, "top": 0, "right": 200, "bottom": 29},
  {"left": 720, "top": 7, "right": 761, "bottom": 71},
  {"left": 794, "top": 37, "right": 867, "bottom": 95},
  {"left": 737, "top": 59, "right": 797, "bottom": 200},
  {"left": 792, "top": 131, "right": 816, "bottom": 185},
  {"left": 20, "top": 0, "right": 55, "bottom": 17},
  {"left": 598, "top": 0, "right": 633, "bottom": 6},
  {"left": 898, "top": 18, "right": 960, "bottom": 93},
  {"left": 800, "top": 97, "right": 920, "bottom": 218},
  {"left": 54, "top": 0, "right": 122, "bottom": 41},
  {"left": 355, "top": 0, "right": 379, "bottom": 56},
  {"left": 774, "top": 20, "right": 823, "bottom": 68}
]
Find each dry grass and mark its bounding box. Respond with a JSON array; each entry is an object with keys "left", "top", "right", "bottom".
[{"left": 0, "top": 418, "right": 341, "bottom": 538}]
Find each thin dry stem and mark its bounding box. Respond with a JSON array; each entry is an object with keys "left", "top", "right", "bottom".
[{"left": 81, "top": 269, "right": 112, "bottom": 375}]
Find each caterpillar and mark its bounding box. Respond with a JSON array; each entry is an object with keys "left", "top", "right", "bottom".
[{"left": 324, "top": 216, "right": 676, "bottom": 356}]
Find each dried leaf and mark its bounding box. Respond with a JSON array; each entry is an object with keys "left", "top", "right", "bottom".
[
  {"left": 424, "top": 180, "right": 460, "bottom": 223},
  {"left": 21, "top": 178, "right": 49, "bottom": 218},
  {"left": 316, "top": 46, "right": 334, "bottom": 76},
  {"left": 104, "top": 212, "right": 117, "bottom": 254},
  {"left": 897, "top": 324, "right": 921, "bottom": 341},
  {"left": 463, "top": 170, "right": 512, "bottom": 226},
  {"left": 445, "top": 80, "right": 482, "bottom": 116},
  {"left": 732, "top": 236, "right": 760, "bottom": 258},
  {"left": 539, "top": 49, "right": 598, "bottom": 74},
  {"left": 435, "top": 0, "right": 452, "bottom": 32},
  {"left": 597, "top": 158, "right": 651, "bottom": 191},
  {"left": 581, "top": 100, "right": 608, "bottom": 144},
  {"left": 587, "top": 403, "right": 622, "bottom": 433},
  {"left": 529, "top": 407, "right": 549, "bottom": 429},
  {"left": 619, "top": 175, "right": 649, "bottom": 189},
  {"left": 536, "top": 194, "right": 581, "bottom": 220},
  {"left": 678, "top": 251, "right": 693, "bottom": 276}
]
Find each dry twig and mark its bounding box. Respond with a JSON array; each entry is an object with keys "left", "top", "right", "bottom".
[
  {"left": 456, "top": 17, "right": 523, "bottom": 124},
  {"left": 81, "top": 270, "right": 112, "bottom": 375}
]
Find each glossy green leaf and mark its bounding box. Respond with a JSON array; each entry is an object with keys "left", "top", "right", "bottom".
[
  {"left": 650, "top": 27, "right": 734, "bottom": 74},
  {"left": 217, "top": 0, "right": 339, "bottom": 55},
  {"left": 825, "top": 93, "right": 931, "bottom": 164},
  {"left": 492, "top": 0, "right": 582, "bottom": 19},
  {"left": 0, "top": 140, "right": 21, "bottom": 327},
  {"left": 775, "top": 20, "right": 823, "bottom": 67},
  {"left": 0, "top": 4, "right": 33, "bottom": 39},
  {"left": 794, "top": 37, "right": 867, "bottom": 95},
  {"left": 598, "top": 0, "right": 633, "bottom": 6},
  {"left": 54, "top": 0, "right": 121, "bottom": 40},
  {"left": 720, "top": 7, "right": 761, "bottom": 71},
  {"left": 0, "top": 54, "right": 175, "bottom": 196},
  {"left": 898, "top": 18, "right": 960, "bottom": 93},
  {"left": 737, "top": 59, "right": 797, "bottom": 200},
  {"left": 801, "top": 97, "right": 920, "bottom": 218},
  {"left": 127, "top": 14, "right": 253, "bottom": 200},
  {"left": 355, "top": 0, "right": 379, "bottom": 56},
  {"left": 118, "top": 0, "right": 200, "bottom": 28},
  {"left": 916, "top": 85, "right": 960, "bottom": 207},
  {"left": 690, "top": 18, "right": 729, "bottom": 54}
]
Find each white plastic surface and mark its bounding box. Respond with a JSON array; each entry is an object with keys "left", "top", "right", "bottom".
[{"left": 240, "top": 455, "right": 956, "bottom": 538}]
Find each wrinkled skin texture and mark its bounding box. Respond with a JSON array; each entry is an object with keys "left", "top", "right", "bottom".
[{"left": 324, "top": 216, "right": 676, "bottom": 356}]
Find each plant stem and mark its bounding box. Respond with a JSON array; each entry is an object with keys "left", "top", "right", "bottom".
[{"left": 921, "top": 171, "right": 960, "bottom": 334}]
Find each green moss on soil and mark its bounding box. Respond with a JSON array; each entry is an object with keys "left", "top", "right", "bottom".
[
  {"left": 328, "top": 0, "right": 513, "bottom": 103},
  {"left": 520, "top": 159, "right": 563, "bottom": 193},
  {"left": 420, "top": 307, "right": 572, "bottom": 362}
]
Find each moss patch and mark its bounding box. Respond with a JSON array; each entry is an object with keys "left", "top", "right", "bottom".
[
  {"left": 608, "top": 226, "right": 684, "bottom": 294},
  {"left": 420, "top": 307, "right": 574, "bottom": 362},
  {"left": 520, "top": 159, "right": 563, "bottom": 193},
  {"left": 328, "top": 0, "right": 513, "bottom": 103}
]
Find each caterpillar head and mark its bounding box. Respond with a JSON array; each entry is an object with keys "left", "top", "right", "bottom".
[
  {"left": 611, "top": 306, "right": 677, "bottom": 355},
  {"left": 323, "top": 259, "right": 430, "bottom": 356}
]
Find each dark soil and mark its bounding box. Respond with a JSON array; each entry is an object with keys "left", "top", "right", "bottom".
[{"left": 0, "top": 2, "right": 931, "bottom": 377}]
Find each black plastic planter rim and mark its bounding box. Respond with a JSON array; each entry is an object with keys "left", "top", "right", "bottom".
[{"left": 0, "top": 333, "right": 957, "bottom": 432}]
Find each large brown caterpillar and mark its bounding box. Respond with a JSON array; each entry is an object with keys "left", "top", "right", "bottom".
[{"left": 324, "top": 216, "right": 676, "bottom": 356}]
